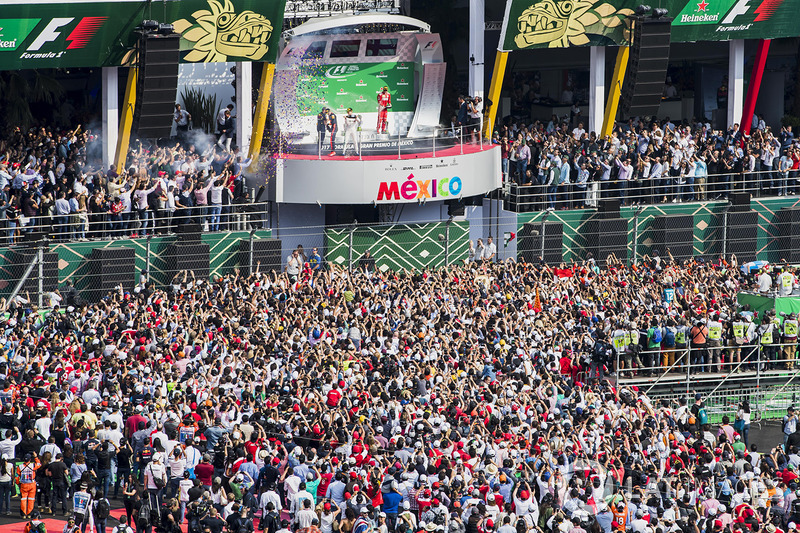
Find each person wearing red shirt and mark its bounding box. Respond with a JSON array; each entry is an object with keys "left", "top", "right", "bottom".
[
  {"left": 194, "top": 454, "right": 215, "bottom": 488},
  {"left": 781, "top": 465, "right": 798, "bottom": 485},
  {"left": 125, "top": 407, "right": 147, "bottom": 438},
  {"left": 327, "top": 383, "right": 342, "bottom": 407}
]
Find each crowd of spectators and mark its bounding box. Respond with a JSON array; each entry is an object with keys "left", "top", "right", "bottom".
[
  {"left": 493, "top": 115, "right": 799, "bottom": 210},
  {"left": 0, "top": 252, "right": 797, "bottom": 533},
  {"left": 0, "top": 126, "right": 260, "bottom": 246}
]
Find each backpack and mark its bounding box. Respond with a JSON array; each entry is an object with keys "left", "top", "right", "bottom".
[
  {"left": 664, "top": 329, "right": 676, "bottom": 347},
  {"left": 137, "top": 502, "right": 151, "bottom": 530},
  {"left": 95, "top": 499, "right": 110, "bottom": 520},
  {"left": 25, "top": 521, "right": 46, "bottom": 533},
  {"left": 652, "top": 327, "right": 663, "bottom": 344},
  {"left": 698, "top": 407, "right": 709, "bottom": 426}
]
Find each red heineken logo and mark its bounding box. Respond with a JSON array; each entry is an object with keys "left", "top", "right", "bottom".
[{"left": 697, "top": 0, "right": 709, "bottom": 10}]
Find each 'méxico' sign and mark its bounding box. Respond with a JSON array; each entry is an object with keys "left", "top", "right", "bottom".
[{"left": 377, "top": 174, "right": 463, "bottom": 202}]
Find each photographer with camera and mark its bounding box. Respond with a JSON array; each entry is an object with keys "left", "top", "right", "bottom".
[{"left": 466, "top": 96, "right": 482, "bottom": 144}]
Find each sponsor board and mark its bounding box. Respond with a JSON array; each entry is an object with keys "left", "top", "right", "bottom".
[
  {"left": 296, "top": 62, "right": 416, "bottom": 117},
  {"left": 498, "top": 0, "right": 800, "bottom": 50},
  {"left": 0, "top": 0, "right": 286, "bottom": 71},
  {"left": 277, "top": 147, "right": 501, "bottom": 204}
]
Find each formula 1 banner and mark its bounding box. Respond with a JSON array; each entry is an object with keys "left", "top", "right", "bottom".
[
  {"left": 0, "top": 0, "right": 286, "bottom": 71},
  {"left": 671, "top": 0, "right": 800, "bottom": 41},
  {"left": 498, "top": 0, "right": 800, "bottom": 50},
  {"left": 296, "top": 62, "right": 416, "bottom": 117}
]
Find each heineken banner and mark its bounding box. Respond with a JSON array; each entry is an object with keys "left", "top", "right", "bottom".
[
  {"left": 296, "top": 62, "right": 416, "bottom": 117},
  {"left": 671, "top": 0, "right": 800, "bottom": 41},
  {"left": 0, "top": 0, "right": 286, "bottom": 71},
  {"left": 499, "top": 0, "right": 800, "bottom": 50}
]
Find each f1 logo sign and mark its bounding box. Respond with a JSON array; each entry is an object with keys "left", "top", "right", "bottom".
[
  {"left": 26, "top": 17, "right": 106, "bottom": 51},
  {"left": 27, "top": 18, "right": 73, "bottom": 51}
]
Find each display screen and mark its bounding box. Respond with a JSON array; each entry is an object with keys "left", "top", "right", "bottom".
[{"left": 296, "top": 61, "right": 415, "bottom": 117}]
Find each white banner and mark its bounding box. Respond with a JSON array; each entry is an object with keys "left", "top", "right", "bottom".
[{"left": 277, "top": 146, "right": 501, "bottom": 204}]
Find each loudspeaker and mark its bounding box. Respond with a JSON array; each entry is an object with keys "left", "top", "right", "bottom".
[
  {"left": 726, "top": 210, "right": 758, "bottom": 263},
  {"left": 620, "top": 17, "right": 672, "bottom": 119},
  {"left": 652, "top": 214, "right": 694, "bottom": 261},
  {"left": 518, "top": 222, "right": 563, "bottom": 264},
  {"left": 586, "top": 217, "right": 628, "bottom": 263},
  {"left": 447, "top": 199, "right": 465, "bottom": 217},
  {"left": 176, "top": 223, "right": 202, "bottom": 243},
  {"left": 598, "top": 198, "right": 621, "bottom": 219},
  {"left": 8, "top": 249, "right": 59, "bottom": 294},
  {"left": 133, "top": 32, "right": 180, "bottom": 139},
  {"left": 166, "top": 242, "right": 210, "bottom": 280},
  {"left": 90, "top": 247, "right": 137, "bottom": 299},
  {"left": 777, "top": 207, "right": 800, "bottom": 262},
  {"left": 21, "top": 231, "right": 48, "bottom": 245},
  {"left": 507, "top": 184, "right": 539, "bottom": 213},
  {"left": 238, "top": 238, "right": 282, "bottom": 275},
  {"left": 729, "top": 192, "right": 751, "bottom": 212}
]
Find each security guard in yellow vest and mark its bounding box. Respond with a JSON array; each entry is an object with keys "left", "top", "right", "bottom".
[
  {"left": 627, "top": 321, "right": 645, "bottom": 374},
  {"left": 731, "top": 315, "right": 747, "bottom": 367},
  {"left": 779, "top": 267, "right": 796, "bottom": 297},
  {"left": 758, "top": 310, "right": 777, "bottom": 369},
  {"left": 612, "top": 322, "right": 629, "bottom": 371},
  {"left": 707, "top": 313, "right": 724, "bottom": 373},
  {"left": 784, "top": 312, "right": 799, "bottom": 368}
]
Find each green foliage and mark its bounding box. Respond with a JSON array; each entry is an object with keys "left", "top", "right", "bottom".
[
  {"left": 781, "top": 115, "right": 800, "bottom": 130},
  {"left": 0, "top": 71, "right": 65, "bottom": 132},
  {"left": 180, "top": 87, "right": 220, "bottom": 134}
]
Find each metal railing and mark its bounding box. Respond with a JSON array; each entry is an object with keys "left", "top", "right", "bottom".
[
  {"left": 311, "top": 119, "right": 488, "bottom": 160},
  {"left": 0, "top": 201, "right": 270, "bottom": 246},
  {"left": 505, "top": 168, "right": 797, "bottom": 212},
  {"left": 611, "top": 341, "right": 800, "bottom": 421}
]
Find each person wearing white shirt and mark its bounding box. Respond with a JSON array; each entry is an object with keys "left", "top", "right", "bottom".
[
  {"left": 757, "top": 270, "right": 773, "bottom": 294},
  {"left": 483, "top": 236, "right": 497, "bottom": 262},
  {"left": 39, "top": 439, "right": 60, "bottom": 458}
]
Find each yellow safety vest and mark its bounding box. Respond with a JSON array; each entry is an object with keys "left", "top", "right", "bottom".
[
  {"left": 733, "top": 322, "right": 745, "bottom": 339},
  {"left": 613, "top": 332, "right": 625, "bottom": 350},
  {"left": 785, "top": 320, "right": 798, "bottom": 337},
  {"left": 676, "top": 329, "right": 686, "bottom": 344},
  {"left": 761, "top": 326, "right": 773, "bottom": 345},
  {"left": 708, "top": 323, "right": 722, "bottom": 340}
]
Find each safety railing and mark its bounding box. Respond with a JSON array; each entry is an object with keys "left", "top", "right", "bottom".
[
  {"left": 311, "top": 118, "right": 488, "bottom": 160},
  {"left": 505, "top": 168, "right": 798, "bottom": 213},
  {"left": 0, "top": 201, "right": 270, "bottom": 247},
  {"left": 612, "top": 341, "right": 800, "bottom": 421}
]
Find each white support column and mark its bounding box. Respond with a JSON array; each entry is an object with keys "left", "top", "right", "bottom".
[
  {"left": 468, "top": 0, "right": 485, "bottom": 100},
  {"left": 728, "top": 39, "right": 744, "bottom": 129},
  {"left": 589, "top": 46, "right": 605, "bottom": 135},
  {"left": 101, "top": 66, "right": 119, "bottom": 170},
  {"left": 236, "top": 61, "right": 253, "bottom": 155}
]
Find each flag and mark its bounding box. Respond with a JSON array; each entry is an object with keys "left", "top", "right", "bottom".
[
  {"left": 504, "top": 231, "right": 516, "bottom": 248},
  {"left": 533, "top": 286, "right": 542, "bottom": 313}
]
